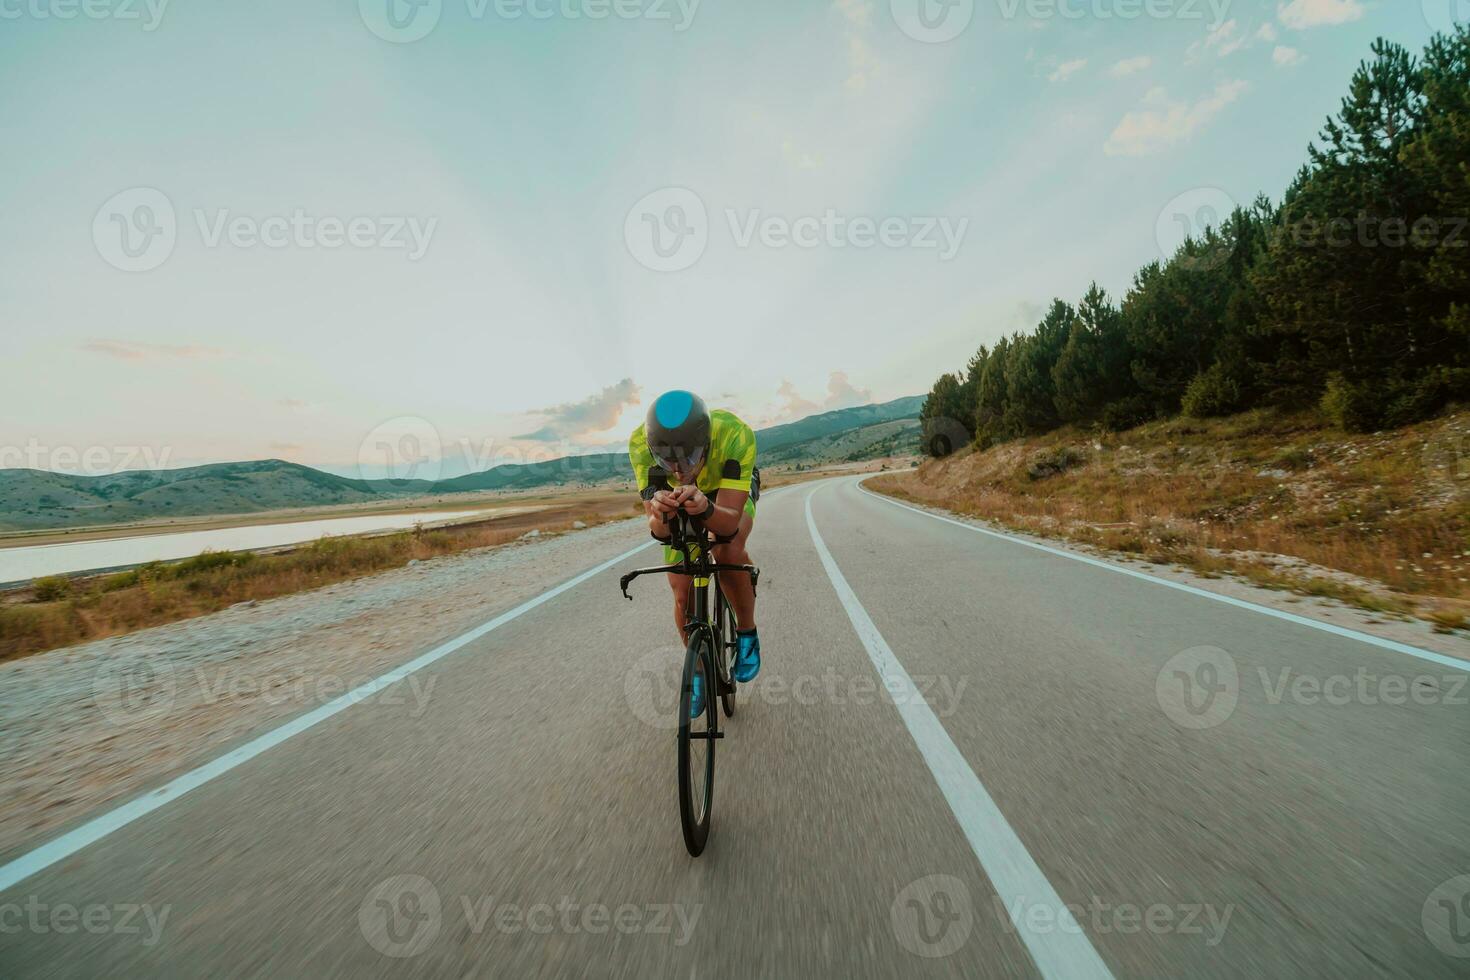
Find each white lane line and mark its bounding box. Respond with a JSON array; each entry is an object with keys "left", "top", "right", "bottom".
[
  {"left": 0, "top": 539, "right": 657, "bottom": 894},
  {"left": 805, "top": 486, "right": 1114, "bottom": 980},
  {"left": 857, "top": 479, "right": 1470, "bottom": 674}
]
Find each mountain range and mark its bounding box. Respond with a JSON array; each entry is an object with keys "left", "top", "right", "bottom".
[{"left": 0, "top": 396, "right": 923, "bottom": 531}]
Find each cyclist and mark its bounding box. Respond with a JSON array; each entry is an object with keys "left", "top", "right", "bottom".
[{"left": 629, "top": 390, "right": 761, "bottom": 715}]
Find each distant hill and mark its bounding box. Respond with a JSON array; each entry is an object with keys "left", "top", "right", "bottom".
[
  {"left": 0, "top": 397, "right": 923, "bottom": 530},
  {"left": 756, "top": 395, "right": 924, "bottom": 453},
  {"left": 428, "top": 453, "right": 630, "bottom": 493},
  {"left": 0, "top": 460, "right": 429, "bottom": 531}
]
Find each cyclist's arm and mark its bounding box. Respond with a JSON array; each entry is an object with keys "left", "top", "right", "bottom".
[
  {"left": 699, "top": 488, "right": 746, "bottom": 537},
  {"left": 630, "top": 434, "right": 678, "bottom": 533},
  {"left": 698, "top": 415, "right": 756, "bottom": 536}
]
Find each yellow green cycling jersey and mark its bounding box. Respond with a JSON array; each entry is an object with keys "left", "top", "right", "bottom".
[{"left": 629, "top": 408, "right": 758, "bottom": 505}]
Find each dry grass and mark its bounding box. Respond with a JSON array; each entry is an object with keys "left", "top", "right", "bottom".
[
  {"left": 0, "top": 495, "right": 636, "bottom": 662},
  {"left": 870, "top": 407, "right": 1469, "bottom": 626}
]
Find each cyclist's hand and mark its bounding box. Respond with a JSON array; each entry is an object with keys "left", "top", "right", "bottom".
[
  {"left": 678, "top": 488, "right": 709, "bottom": 515},
  {"left": 648, "top": 490, "right": 680, "bottom": 519}
]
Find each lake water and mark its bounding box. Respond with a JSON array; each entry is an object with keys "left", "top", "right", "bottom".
[{"left": 0, "top": 508, "right": 514, "bottom": 583}]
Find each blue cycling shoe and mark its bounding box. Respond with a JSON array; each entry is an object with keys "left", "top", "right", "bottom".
[
  {"left": 688, "top": 671, "right": 706, "bottom": 719},
  {"left": 734, "top": 629, "right": 761, "bottom": 683}
]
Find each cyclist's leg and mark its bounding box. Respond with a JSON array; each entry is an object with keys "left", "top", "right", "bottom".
[
  {"left": 664, "top": 536, "right": 692, "bottom": 645},
  {"left": 710, "top": 501, "right": 756, "bottom": 631}
]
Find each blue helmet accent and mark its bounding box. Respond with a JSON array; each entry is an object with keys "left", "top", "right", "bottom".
[{"left": 654, "top": 390, "right": 695, "bottom": 429}]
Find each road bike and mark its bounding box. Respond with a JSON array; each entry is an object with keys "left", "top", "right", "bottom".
[{"left": 620, "top": 504, "right": 759, "bottom": 856}]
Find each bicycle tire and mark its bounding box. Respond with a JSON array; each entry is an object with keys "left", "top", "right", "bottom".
[
  {"left": 714, "top": 578, "right": 738, "bottom": 718},
  {"left": 677, "top": 627, "right": 716, "bottom": 856}
]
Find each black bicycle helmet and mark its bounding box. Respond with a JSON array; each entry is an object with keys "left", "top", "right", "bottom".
[{"left": 645, "top": 390, "right": 711, "bottom": 471}]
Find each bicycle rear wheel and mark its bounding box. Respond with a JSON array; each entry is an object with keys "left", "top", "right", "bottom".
[{"left": 677, "top": 628, "right": 716, "bottom": 856}]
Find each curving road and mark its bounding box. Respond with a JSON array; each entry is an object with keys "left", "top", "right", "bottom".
[{"left": 3, "top": 477, "right": 1469, "bottom": 977}]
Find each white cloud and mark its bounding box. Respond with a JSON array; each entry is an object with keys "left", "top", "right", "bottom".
[
  {"left": 833, "top": 0, "right": 880, "bottom": 92},
  {"left": 845, "top": 32, "right": 880, "bottom": 91},
  {"left": 1108, "top": 56, "right": 1152, "bottom": 78},
  {"left": 1190, "top": 19, "right": 1248, "bottom": 60},
  {"left": 770, "top": 372, "right": 875, "bottom": 424},
  {"left": 80, "top": 339, "right": 226, "bottom": 361},
  {"left": 781, "top": 139, "right": 822, "bottom": 171},
  {"left": 1049, "top": 58, "right": 1088, "bottom": 83},
  {"left": 516, "top": 378, "right": 642, "bottom": 442},
  {"left": 1257, "top": 23, "right": 1279, "bottom": 43},
  {"left": 1277, "top": 0, "right": 1364, "bottom": 29},
  {"left": 1273, "top": 45, "right": 1306, "bottom": 66},
  {"left": 1104, "top": 80, "right": 1249, "bottom": 157},
  {"left": 832, "top": 0, "right": 870, "bottom": 28}
]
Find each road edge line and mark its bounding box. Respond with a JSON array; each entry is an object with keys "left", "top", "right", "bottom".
[
  {"left": 805, "top": 485, "right": 1114, "bottom": 980},
  {"left": 856, "top": 478, "right": 1470, "bottom": 673}
]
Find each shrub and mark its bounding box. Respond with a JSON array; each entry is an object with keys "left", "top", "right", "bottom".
[
  {"left": 1321, "top": 369, "right": 1469, "bottom": 432},
  {"left": 100, "top": 570, "right": 141, "bottom": 592},
  {"left": 1100, "top": 396, "right": 1152, "bottom": 432},
  {"left": 32, "top": 575, "right": 73, "bottom": 602},
  {"left": 171, "top": 550, "right": 254, "bottom": 577},
  {"left": 1026, "top": 446, "right": 1086, "bottom": 481},
  {"left": 1182, "top": 364, "right": 1243, "bottom": 419}
]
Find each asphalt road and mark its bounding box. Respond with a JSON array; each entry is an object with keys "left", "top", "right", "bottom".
[{"left": 3, "top": 477, "right": 1469, "bottom": 977}]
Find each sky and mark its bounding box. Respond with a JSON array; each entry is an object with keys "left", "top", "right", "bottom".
[{"left": 0, "top": 0, "right": 1453, "bottom": 480}]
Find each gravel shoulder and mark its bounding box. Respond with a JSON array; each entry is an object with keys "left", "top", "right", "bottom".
[{"left": 0, "top": 517, "right": 652, "bottom": 861}]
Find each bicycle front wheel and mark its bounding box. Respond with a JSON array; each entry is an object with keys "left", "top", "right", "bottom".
[
  {"left": 677, "top": 627, "right": 716, "bottom": 856},
  {"left": 714, "top": 578, "right": 738, "bottom": 718}
]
